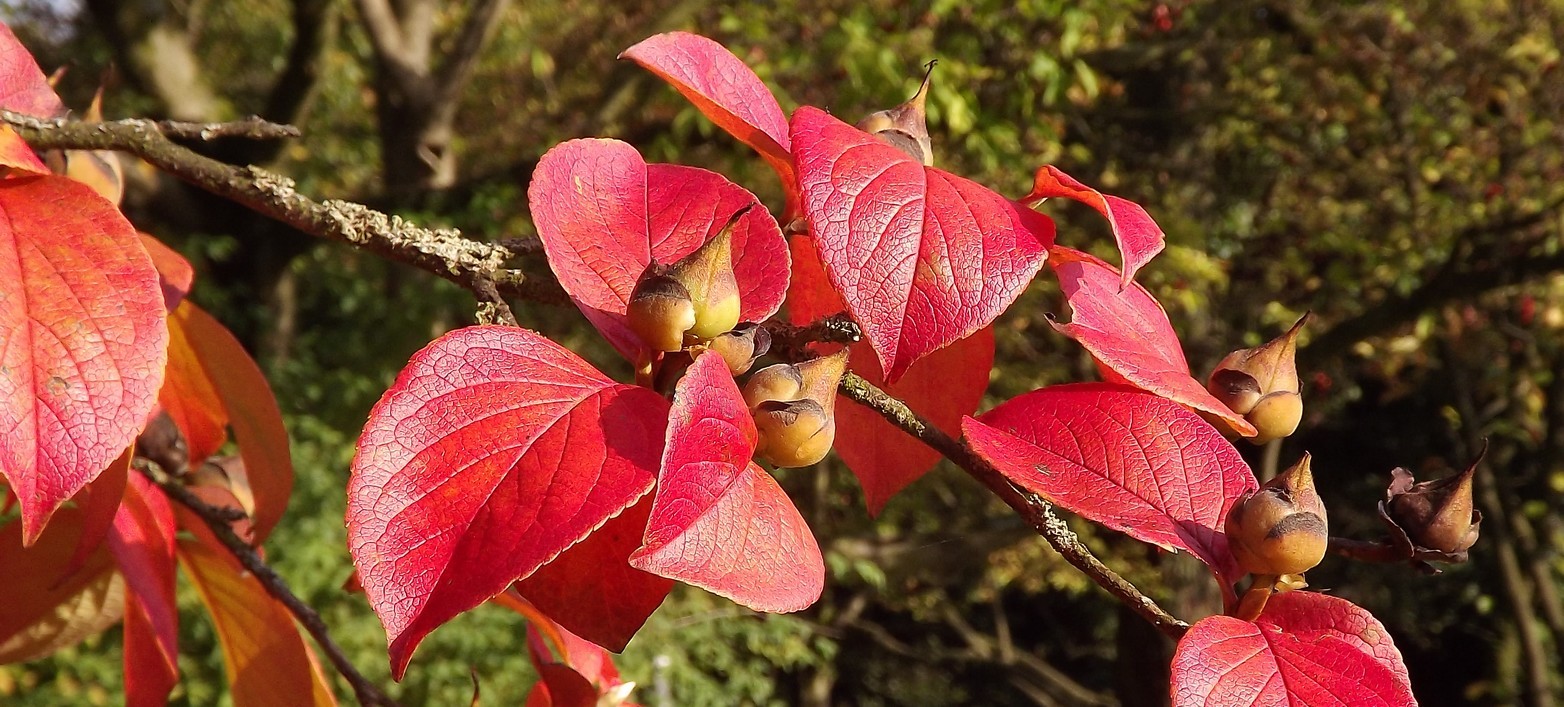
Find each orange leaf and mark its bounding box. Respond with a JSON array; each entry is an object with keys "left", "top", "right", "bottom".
[
  {"left": 169, "top": 302, "right": 293, "bottom": 542},
  {"left": 0, "top": 505, "right": 123, "bottom": 663},
  {"left": 0, "top": 125, "right": 46, "bottom": 174},
  {"left": 162, "top": 301, "right": 231, "bottom": 468},
  {"left": 178, "top": 531, "right": 338, "bottom": 707}
]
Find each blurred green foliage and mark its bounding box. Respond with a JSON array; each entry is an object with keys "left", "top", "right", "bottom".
[{"left": 2, "top": 0, "right": 1562, "bottom": 704}]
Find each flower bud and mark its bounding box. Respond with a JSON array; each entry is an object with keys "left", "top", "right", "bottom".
[
  {"left": 754, "top": 398, "right": 835, "bottom": 468},
  {"left": 793, "top": 349, "right": 849, "bottom": 409},
  {"left": 1225, "top": 453, "right": 1328, "bottom": 576},
  {"left": 626, "top": 272, "right": 695, "bottom": 352},
  {"left": 742, "top": 363, "right": 804, "bottom": 410},
  {"left": 664, "top": 207, "right": 746, "bottom": 340},
  {"left": 856, "top": 61, "right": 935, "bottom": 166},
  {"left": 1209, "top": 314, "right": 1308, "bottom": 443},
  {"left": 702, "top": 323, "right": 771, "bottom": 376},
  {"left": 1383, "top": 458, "right": 1482, "bottom": 554}
]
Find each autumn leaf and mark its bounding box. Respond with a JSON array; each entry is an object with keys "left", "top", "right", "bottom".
[
  {"left": 0, "top": 125, "right": 47, "bottom": 173},
  {"left": 621, "top": 31, "right": 797, "bottom": 214},
  {"left": 138, "top": 233, "right": 195, "bottom": 312},
  {"left": 529, "top": 139, "right": 790, "bottom": 360},
  {"left": 178, "top": 522, "right": 338, "bottom": 707},
  {"left": 348, "top": 325, "right": 669, "bottom": 679},
  {"left": 1171, "top": 611, "right": 1417, "bottom": 706},
  {"left": 963, "top": 383, "right": 1256, "bottom": 583},
  {"left": 514, "top": 496, "right": 673, "bottom": 652},
  {"left": 1258, "top": 592, "right": 1412, "bottom": 689},
  {"left": 109, "top": 474, "right": 179, "bottom": 707},
  {"left": 0, "top": 174, "right": 168, "bottom": 544},
  {"left": 1023, "top": 165, "right": 1166, "bottom": 287},
  {"left": 790, "top": 106, "right": 1052, "bottom": 382},
  {"left": 786, "top": 235, "right": 992, "bottom": 513},
  {"left": 60, "top": 445, "right": 131, "bottom": 579},
  {"left": 0, "top": 505, "right": 123, "bottom": 664},
  {"left": 166, "top": 301, "right": 293, "bottom": 542},
  {"left": 0, "top": 22, "right": 66, "bottom": 118},
  {"left": 630, "top": 351, "right": 824, "bottom": 612},
  {"left": 1048, "top": 246, "right": 1255, "bottom": 436}
]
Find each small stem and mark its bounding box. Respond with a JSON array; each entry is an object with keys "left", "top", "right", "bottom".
[
  {"left": 136, "top": 463, "right": 403, "bottom": 707},
  {"left": 1234, "top": 575, "right": 1278, "bottom": 621}
]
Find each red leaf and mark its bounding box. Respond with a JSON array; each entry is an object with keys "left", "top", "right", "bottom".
[
  {"left": 526, "top": 663, "right": 601, "bottom": 707},
  {"left": 530, "top": 139, "right": 790, "bottom": 360},
  {"left": 1048, "top": 246, "right": 1255, "bottom": 436},
  {"left": 514, "top": 496, "right": 673, "bottom": 652},
  {"left": 178, "top": 528, "right": 338, "bottom": 707},
  {"left": 60, "top": 446, "right": 131, "bottom": 579},
  {"left": 1171, "top": 614, "right": 1418, "bottom": 706},
  {"left": 785, "top": 235, "right": 991, "bottom": 513},
  {"left": 630, "top": 351, "right": 824, "bottom": 613},
  {"left": 963, "top": 383, "right": 1256, "bottom": 582},
  {"left": 0, "top": 22, "right": 66, "bottom": 118},
  {"left": 138, "top": 233, "right": 194, "bottom": 312},
  {"left": 0, "top": 504, "right": 123, "bottom": 663},
  {"left": 109, "top": 474, "right": 179, "bottom": 707},
  {"left": 620, "top": 32, "right": 798, "bottom": 214},
  {"left": 790, "top": 106, "right": 1053, "bottom": 382},
  {"left": 0, "top": 125, "right": 47, "bottom": 173},
  {"left": 0, "top": 175, "right": 168, "bottom": 543},
  {"left": 347, "top": 325, "right": 669, "bottom": 679},
  {"left": 169, "top": 302, "right": 292, "bottom": 542},
  {"left": 1023, "top": 165, "right": 1166, "bottom": 286},
  {"left": 522, "top": 608, "right": 626, "bottom": 691},
  {"left": 1258, "top": 592, "right": 1412, "bottom": 689}
]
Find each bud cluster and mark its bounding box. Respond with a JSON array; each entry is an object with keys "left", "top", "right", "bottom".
[
  {"left": 1225, "top": 454, "right": 1328, "bottom": 581},
  {"left": 743, "top": 351, "right": 848, "bottom": 468},
  {"left": 627, "top": 206, "right": 756, "bottom": 370}
]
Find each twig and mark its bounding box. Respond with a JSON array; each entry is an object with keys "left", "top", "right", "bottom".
[
  {"left": 1328, "top": 535, "right": 1468, "bottom": 566},
  {"left": 136, "top": 462, "right": 403, "bottom": 707},
  {"left": 766, "top": 312, "right": 863, "bottom": 359},
  {"left": 0, "top": 110, "right": 565, "bottom": 306},
  {"left": 155, "top": 116, "right": 302, "bottom": 141},
  {"left": 471, "top": 276, "right": 518, "bottom": 327},
  {"left": 836, "top": 372, "right": 1191, "bottom": 638}
]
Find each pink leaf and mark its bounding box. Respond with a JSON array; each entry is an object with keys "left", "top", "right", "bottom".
[
  {"left": 109, "top": 474, "right": 179, "bottom": 707},
  {"left": 790, "top": 106, "right": 1053, "bottom": 382},
  {"left": 1024, "top": 165, "right": 1166, "bottom": 286},
  {"left": 963, "top": 383, "right": 1256, "bottom": 583},
  {"left": 630, "top": 351, "right": 824, "bottom": 613},
  {"left": 1259, "top": 592, "right": 1412, "bottom": 689},
  {"left": 1048, "top": 246, "right": 1255, "bottom": 436},
  {"left": 347, "top": 325, "right": 669, "bottom": 679},
  {"left": 529, "top": 139, "right": 789, "bottom": 360},
  {"left": 0, "top": 22, "right": 66, "bottom": 118},
  {"left": 0, "top": 175, "right": 168, "bottom": 544},
  {"left": 1171, "top": 614, "right": 1418, "bottom": 706},
  {"left": 786, "top": 235, "right": 992, "bottom": 513},
  {"left": 620, "top": 32, "right": 797, "bottom": 213},
  {"left": 0, "top": 125, "right": 47, "bottom": 173},
  {"left": 137, "top": 233, "right": 194, "bottom": 312},
  {"left": 514, "top": 496, "right": 673, "bottom": 652}
]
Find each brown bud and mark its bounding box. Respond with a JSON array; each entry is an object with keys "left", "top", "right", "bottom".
[
  {"left": 1209, "top": 314, "right": 1308, "bottom": 443},
  {"left": 701, "top": 323, "right": 771, "bottom": 376},
  {"left": 626, "top": 272, "right": 695, "bottom": 352},
  {"left": 665, "top": 207, "right": 746, "bottom": 340},
  {"left": 742, "top": 363, "right": 804, "bottom": 409},
  {"left": 1384, "top": 457, "right": 1482, "bottom": 554},
  {"left": 856, "top": 60, "right": 935, "bottom": 166},
  {"left": 754, "top": 398, "right": 835, "bottom": 468},
  {"left": 1225, "top": 453, "right": 1328, "bottom": 576}
]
